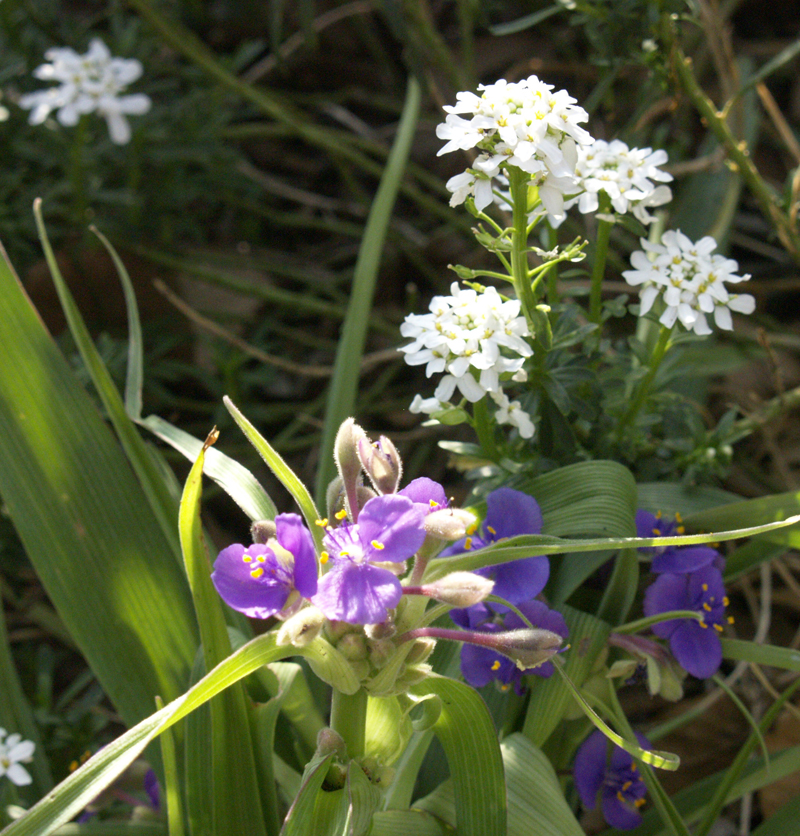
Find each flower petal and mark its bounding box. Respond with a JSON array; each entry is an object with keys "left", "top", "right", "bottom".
[
  {"left": 276, "top": 513, "right": 318, "bottom": 598},
  {"left": 313, "top": 561, "right": 401, "bottom": 624}
]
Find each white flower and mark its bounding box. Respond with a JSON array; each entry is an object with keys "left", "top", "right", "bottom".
[
  {"left": 19, "top": 38, "right": 151, "bottom": 144},
  {"left": 491, "top": 391, "right": 535, "bottom": 438},
  {"left": 409, "top": 394, "right": 448, "bottom": 415},
  {"left": 568, "top": 139, "right": 673, "bottom": 224},
  {"left": 400, "top": 283, "right": 532, "bottom": 403},
  {"left": 622, "top": 230, "right": 755, "bottom": 334},
  {"left": 0, "top": 728, "right": 35, "bottom": 787},
  {"left": 436, "top": 75, "right": 594, "bottom": 219}
]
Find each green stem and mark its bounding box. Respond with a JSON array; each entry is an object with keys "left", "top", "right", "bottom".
[
  {"left": 69, "top": 116, "right": 88, "bottom": 227},
  {"left": 616, "top": 324, "right": 673, "bottom": 438},
  {"left": 472, "top": 396, "right": 498, "bottom": 460},
  {"left": 508, "top": 168, "right": 537, "bottom": 331},
  {"left": 545, "top": 222, "right": 560, "bottom": 306},
  {"left": 330, "top": 688, "right": 368, "bottom": 760},
  {"left": 589, "top": 196, "right": 613, "bottom": 329}
]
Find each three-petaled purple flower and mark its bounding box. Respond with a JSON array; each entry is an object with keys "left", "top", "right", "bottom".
[
  {"left": 636, "top": 509, "right": 721, "bottom": 573},
  {"left": 451, "top": 599, "right": 568, "bottom": 692},
  {"left": 442, "top": 488, "right": 549, "bottom": 607},
  {"left": 574, "top": 729, "right": 649, "bottom": 830},
  {"left": 643, "top": 564, "right": 729, "bottom": 679},
  {"left": 212, "top": 513, "right": 318, "bottom": 619},
  {"left": 312, "top": 494, "right": 426, "bottom": 624}
]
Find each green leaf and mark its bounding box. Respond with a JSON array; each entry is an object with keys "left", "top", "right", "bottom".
[
  {"left": 411, "top": 676, "right": 506, "bottom": 836},
  {"left": 365, "top": 696, "right": 412, "bottom": 767},
  {"left": 369, "top": 810, "right": 443, "bottom": 836},
  {"left": 636, "top": 483, "right": 740, "bottom": 515},
  {"left": 720, "top": 638, "right": 800, "bottom": 672},
  {"left": 314, "top": 76, "right": 422, "bottom": 506},
  {"left": 179, "top": 439, "right": 266, "bottom": 836},
  {"left": 750, "top": 794, "right": 800, "bottom": 836},
  {"left": 279, "top": 753, "right": 335, "bottom": 836},
  {"left": 0, "top": 241, "right": 197, "bottom": 727},
  {"left": 154, "top": 696, "right": 184, "bottom": 836},
  {"left": 502, "top": 733, "right": 584, "bottom": 836}
]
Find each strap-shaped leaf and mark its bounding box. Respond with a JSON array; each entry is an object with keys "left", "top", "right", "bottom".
[
  {"left": 720, "top": 637, "right": 800, "bottom": 671},
  {"left": 0, "top": 241, "right": 197, "bottom": 727},
  {"left": 411, "top": 676, "right": 506, "bottom": 836},
  {"left": 369, "top": 810, "right": 443, "bottom": 835},
  {"left": 683, "top": 492, "right": 800, "bottom": 547}
]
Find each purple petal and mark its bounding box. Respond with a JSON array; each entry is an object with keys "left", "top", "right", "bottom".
[
  {"left": 643, "top": 573, "right": 688, "bottom": 639},
  {"left": 573, "top": 730, "right": 607, "bottom": 808},
  {"left": 313, "top": 561, "right": 402, "bottom": 624},
  {"left": 144, "top": 769, "right": 160, "bottom": 810},
  {"left": 484, "top": 488, "right": 543, "bottom": 540},
  {"left": 635, "top": 509, "right": 660, "bottom": 538},
  {"left": 460, "top": 644, "right": 513, "bottom": 688},
  {"left": 211, "top": 544, "right": 291, "bottom": 618},
  {"left": 601, "top": 790, "right": 643, "bottom": 830},
  {"left": 651, "top": 546, "right": 719, "bottom": 573},
  {"left": 276, "top": 513, "right": 318, "bottom": 597},
  {"left": 358, "top": 494, "right": 426, "bottom": 562},
  {"left": 478, "top": 555, "right": 549, "bottom": 606},
  {"left": 670, "top": 621, "right": 722, "bottom": 679},
  {"left": 399, "top": 477, "right": 448, "bottom": 512},
  {"left": 450, "top": 602, "right": 493, "bottom": 630}
]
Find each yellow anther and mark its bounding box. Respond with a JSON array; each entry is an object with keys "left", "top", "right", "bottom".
[
  {"left": 487, "top": 526, "right": 497, "bottom": 535},
  {"left": 464, "top": 537, "right": 473, "bottom": 550},
  {"left": 466, "top": 523, "right": 478, "bottom": 536},
  {"left": 728, "top": 615, "right": 735, "bottom": 624},
  {"left": 69, "top": 760, "right": 79, "bottom": 772},
  {"left": 677, "top": 525, "right": 685, "bottom": 534},
  {"left": 635, "top": 798, "right": 646, "bottom": 808},
  {"left": 702, "top": 583, "right": 709, "bottom": 592},
  {"left": 699, "top": 621, "right": 708, "bottom": 629},
  {"left": 703, "top": 603, "right": 712, "bottom": 611},
  {"left": 250, "top": 567, "right": 264, "bottom": 579},
  {"left": 630, "top": 763, "right": 637, "bottom": 772},
  {"left": 371, "top": 540, "right": 385, "bottom": 550},
  {"left": 723, "top": 596, "right": 730, "bottom": 606},
  {"left": 714, "top": 624, "right": 724, "bottom": 632},
  {"left": 257, "top": 554, "right": 267, "bottom": 562},
  {"left": 339, "top": 550, "right": 350, "bottom": 558},
  {"left": 622, "top": 781, "right": 632, "bottom": 791},
  {"left": 335, "top": 508, "right": 348, "bottom": 520},
  {"left": 315, "top": 518, "right": 328, "bottom": 527},
  {"left": 243, "top": 555, "right": 253, "bottom": 563},
  {"left": 491, "top": 661, "right": 501, "bottom": 671},
  {"left": 652, "top": 527, "right": 661, "bottom": 536},
  {"left": 429, "top": 499, "right": 439, "bottom": 508},
  {"left": 675, "top": 512, "right": 683, "bottom": 523},
  {"left": 500, "top": 684, "right": 510, "bottom": 692},
  {"left": 655, "top": 510, "right": 663, "bottom": 519},
  {"left": 617, "top": 791, "right": 626, "bottom": 803},
  {"left": 320, "top": 551, "right": 329, "bottom": 564}
]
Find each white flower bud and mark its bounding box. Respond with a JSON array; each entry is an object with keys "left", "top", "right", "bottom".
[
  {"left": 421, "top": 572, "right": 494, "bottom": 607},
  {"left": 276, "top": 607, "right": 325, "bottom": 647},
  {"left": 423, "top": 508, "right": 477, "bottom": 541}
]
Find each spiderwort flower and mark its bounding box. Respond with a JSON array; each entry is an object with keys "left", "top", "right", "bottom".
[
  {"left": 441, "top": 487, "right": 549, "bottom": 607},
  {"left": 574, "top": 729, "right": 649, "bottom": 830},
  {"left": 313, "top": 494, "right": 426, "bottom": 624},
  {"left": 643, "top": 564, "right": 731, "bottom": 679},
  {"left": 19, "top": 38, "right": 151, "bottom": 144},
  {"left": 212, "top": 513, "right": 318, "bottom": 619},
  {"left": 451, "top": 599, "right": 568, "bottom": 692},
  {"left": 0, "top": 728, "right": 35, "bottom": 786},
  {"left": 636, "top": 509, "right": 722, "bottom": 573}
]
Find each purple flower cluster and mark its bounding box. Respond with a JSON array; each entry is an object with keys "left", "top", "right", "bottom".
[
  {"left": 637, "top": 510, "right": 730, "bottom": 680},
  {"left": 445, "top": 487, "right": 567, "bottom": 690},
  {"left": 574, "top": 730, "right": 649, "bottom": 830}
]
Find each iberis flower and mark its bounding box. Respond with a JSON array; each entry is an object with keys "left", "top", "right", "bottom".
[
  {"left": 490, "top": 390, "right": 535, "bottom": 438},
  {"left": 19, "top": 38, "right": 151, "bottom": 144},
  {"left": 574, "top": 729, "right": 649, "bottom": 830},
  {"left": 623, "top": 230, "right": 755, "bottom": 335},
  {"left": 400, "top": 282, "right": 531, "bottom": 405},
  {"left": 450, "top": 599, "right": 568, "bottom": 692},
  {"left": 442, "top": 487, "right": 549, "bottom": 607},
  {"left": 636, "top": 509, "right": 722, "bottom": 574},
  {"left": 643, "top": 564, "right": 731, "bottom": 679},
  {"left": 568, "top": 139, "right": 673, "bottom": 224},
  {"left": 436, "top": 75, "right": 593, "bottom": 219},
  {"left": 313, "top": 494, "right": 426, "bottom": 624},
  {"left": 0, "top": 728, "right": 35, "bottom": 787},
  {"left": 212, "top": 513, "right": 318, "bottom": 619}
]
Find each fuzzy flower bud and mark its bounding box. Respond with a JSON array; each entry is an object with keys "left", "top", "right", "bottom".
[
  {"left": 337, "top": 632, "right": 368, "bottom": 661},
  {"left": 276, "top": 607, "right": 325, "bottom": 647},
  {"left": 357, "top": 435, "right": 403, "bottom": 495},
  {"left": 417, "top": 572, "right": 494, "bottom": 607},
  {"left": 333, "top": 418, "right": 368, "bottom": 520},
  {"left": 404, "top": 637, "right": 436, "bottom": 665},
  {"left": 315, "top": 728, "right": 347, "bottom": 759},
  {"left": 495, "top": 628, "right": 564, "bottom": 670},
  {"left": 250, "top": 519, "right": 277, "bottom": 544},
  {"left": 423, "top": 508, "right": 478, "bottom": 541}
]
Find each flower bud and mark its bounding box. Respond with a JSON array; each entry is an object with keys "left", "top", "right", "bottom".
[
  {"left": 423, "top": 508, "right": 478, "bottom": 541},
  {"left": 367, "top": 638, "right": 395, "bottom": 669},
  {"left": 276, "top": 607, "right": 325, "bottom": 647},
  {"left": 315, "top": 728, "right": 347, "bottom": 760},
  {"left": 404, "top": 637, "right": 436, "bottom": 665},
  {"left": 251, "top": 519, "right": 277, "bottom": 544},
  {"left": 337, "top": 632, "right": 368, "bottom": 661},
  {"left": 420, "top": 572, "right": 494, "bottom": 607},
  {"left": 394, "top": 663, "right": 432, "bottom": 690},
  {"left": 357, "top": 435, "right": 403, "bottom": 495},
  {"left": 493, "top": 628, "right": 564, "bottom": 670},
  {"left": 333, "top": 419, "right": 367, "bottom": 520},
  {"left": 365, "top": 618, "right": 396, "bottom": 640}
]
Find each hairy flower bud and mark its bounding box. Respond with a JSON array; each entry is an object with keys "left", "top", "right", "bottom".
[
  {"left": 368, "top": 638, "right": 395, "bottom": 669},
  {"left": 404, "top": 637, "right": 436, "bottom": 665},
  {"left": 250, "top": 519, "right": 277, "bottom": 544},
  {"left": 494, "top": 628, "right": 564, "bottom": 670},
  {"left": 420, "top": 572, "right": 494, "bottom": 607},
  {"left": 333, "top": 419, "right": 368, "bottom": 520},
  {"left": 276, "top": 607, "right": 325, "bottom": 647},
  {"left": 423, "top": 508, "right": 478, "bottom": 541},
  {"left": 357, "top": 435, "right": 403, "bottom": 495},
  {"left": 315, "top": 728, "right": 347, "bottom": 760},
  {"left": 337, "top": 632, "right": 368, "bottom": 661}
]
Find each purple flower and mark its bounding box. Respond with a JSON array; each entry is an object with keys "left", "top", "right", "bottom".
[
  {"left": 312, "top": 494, "right": 426, "bottom": 624},
  {"left": 574, "top": 729, "right": 649, "bottom": 830},
  {"left": 643, "top": 564, "right": 729, "bottom": 679},
  {"left": 398, "top": 477, "right": 448, "bottom": 514},
  {"left": 451, "top": 599, "right": 568, "bottom": 692},
  {"left": 211, "top": 513, "right": 318, "bottom": 619},
  {"left": 636, "top": 509, "right": 721, "bottom": 573},
  {"left": 442, "top": 488, "right": 549, "bottom": 607}
]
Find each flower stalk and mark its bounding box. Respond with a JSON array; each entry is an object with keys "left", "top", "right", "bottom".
[
  {"left": 589, "top": 195, "right": 613, "bottom": 330},
  {"left": 329, "top": 688, "right": 368, "bottom": 760}
]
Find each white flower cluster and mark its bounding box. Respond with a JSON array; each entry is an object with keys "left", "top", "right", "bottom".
[
  {"left": 400, "top": 283, "right": 535, "bottom": 437},
  {"left": 20, "top": 38, "right": 151, "bottom": 144},
  {"left": 437, "top": 76, "right": 593, "bottom": 219},
  {"left": 623, "top": 230, "right": 755, "bottom": 334},
  {"left": 0, "top": 728, "right": 35, "bottom": 787},
  {"left": 568, "top": 139, "right": 673, "bottom": 224}
]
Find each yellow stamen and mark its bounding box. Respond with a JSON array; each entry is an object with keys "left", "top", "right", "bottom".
[
  {"left": 675, "top": 512, "right": 683, "bottom": 523},
  {"left": 655, "top": 511, "right": 663, "bottom": 519},
  {"left": 339, "top": 550, "right": 350, "bottom": 558},
  {"left": 652, "top": 528, "right": 661, "bottom": 536},
  {"left": 371, "top": 540, "right": 385, "bottom": 550},
  {"left": 714, "top": 624, "right": 724, "bottom": 632},
  {"left": 464, "top": 537, "right": 473, "bottom": 550},
  {"left": 500, "top": 684, "right": 510, "bottom": 692},
  {"left": 315, "top": 518, "right": 328, "bottom": 527},
  {"left": 429, "top": 499, "right": 439, "bottom": 508},
  {"left": 702, "top": 583, "right": 709, "bottom": 592},
  {"left": 69, "top": 760, "right": 79, "bottom": 772},
  {"left": 703, "top": 603, "right": 712, "bottom": 611},
  {"left": 631, "top": 763, "right": 637, "bottom": 772},
  {"left": 257, "top": 555, "right": 267, "bottom": 563},
  {"left": 723, "top": 596, "right": 730, "bottom": 606},
  {"left": 677, "top": 525, "right": 685, "bottom": 534},
  {"left": 622, "top": 781, "right": 632, "bottom": 791},
  {"left": 491, "top": 661, "right": 501, "bottom": 671},
  {"left": 727, "top": 615, "right": 735, "bottom": 624},
  {"left": 617, "top": 791, "right": 626, "bottom": 803},
  {"left": 466, "top": 523, "right": 478, "bottom": 536},
  {"left": 700, "top": 621, "right": 708, "bottom": 629},
  {"left": 320, "top": 551, "right": 329, "bottom": 564},
  {"left": 487, "top": 525, "right": 497, "bottom": 535},
  {"left": 243, "top": 556, "right": 253, "bottom": 563},
  {"left": 250, "top": 567, "right": 264, "bottom": 579},
  {"left": 635, "top": 798, "right": 646, "bottom": 808},
  {"left": 335, "top": 508, "right": 348, "bottom": 520}
]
